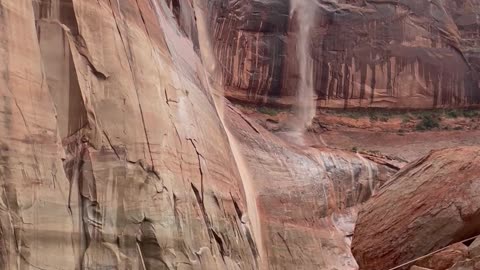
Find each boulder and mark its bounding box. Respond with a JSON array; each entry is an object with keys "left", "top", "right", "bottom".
[
  {"left": 470, "top": 237, "right": 480, "bottom": 258},
  {"left": 415, "top": 243, "right": 469, "bottom": 270},
  {"left": 448, "top": 257, "right": 480, "bottom": 270},
  {"left": 352, "top": 147, "right": 480, "bottom": 270},
  {"left": 411, "top": 267, "right": 433, "bottom": 270}
]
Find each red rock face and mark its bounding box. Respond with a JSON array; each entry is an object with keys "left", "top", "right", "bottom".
[
  {"left": 207, "top": 0, "right": 290, "bottom": 98},
  {"left": 352, "top": 147, "right": 480, "bottom": 270},
  {"left": 208, "top": 0, "right": 480, "bottom": 108},
  {"left": 225, "top": 104, "right": 396, "bottom": 269},
  {"left": 2, "top": 0, "right": 479, "bottom": 269}
]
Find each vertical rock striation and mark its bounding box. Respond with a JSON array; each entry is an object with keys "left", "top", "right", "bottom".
[
  {"left": 1, "top": 0, "right": 259, "bottom": 269},
  {"left": 209, "top": 0, "right": 480, "bottom": 108},
  {"left": 207, "top": 0, "right": 290, "bottom": 99}
]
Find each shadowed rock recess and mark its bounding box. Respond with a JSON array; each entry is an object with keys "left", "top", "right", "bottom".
[{"left": 0, "top": 0, "right": 479, "bottom": 270}]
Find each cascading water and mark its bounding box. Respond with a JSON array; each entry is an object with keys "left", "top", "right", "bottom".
[
  {"left": 192, "top": 2, "right": 267, "bottom": 269},
  {"left": 149, "top": 1, "right": 264, "bottom": 267},
  {"left": 290, "top": 0, "right": 318, "bottom": 134},
  {"left": 356, "top": 152, "right": 375, "bottom": 196}
]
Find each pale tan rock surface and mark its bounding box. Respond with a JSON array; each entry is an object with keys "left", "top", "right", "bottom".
[
  {"left": 1, "top": 0, "right": 259, "bottom": 269},
  {"left": 448, "top": 257, "right": 480, "bottom": 270},
  {"left": 471, "top": 237, "right": 480, "bottom": 258},
  {"left": 352, "top": 147, "right": 480, "bottom": 270}
]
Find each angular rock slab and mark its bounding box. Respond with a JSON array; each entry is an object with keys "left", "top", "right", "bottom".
[
  {"left": 352, "top": 147, "right": 480, "bottom": 270},
  {"left": 470, "top": 237, "right": 480, "bottom": 258}
]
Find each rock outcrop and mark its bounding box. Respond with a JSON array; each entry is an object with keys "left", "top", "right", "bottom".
[
  {"left": 471, "top": 237, "right": 480, "bottom": 258},
  {"left": 352, "top": 147, "right": 480, "bottom": 270},
  {"left": 2, "top": 0, "right": 480, "bottom": 269},
  {"left": 225, "top": 103, "right": 396, "bottom": 269},
  {"left": 208, "top": 0, "right": 480, "bottom": 108},
  {"left": 415, "top": 243, "right": 470, "bottom": 270},
  {"left": 1, "top": 0, "right": 259, "bottom": 269},
  {"left": 408, "top": 239, "right": 480, "bottom": 270}
]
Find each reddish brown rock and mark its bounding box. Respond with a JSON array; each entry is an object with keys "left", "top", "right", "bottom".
[
  {"left": 411, "top": 267, "right": 434, "bottom": 270},
  {"left": 3, "top": 0, "right": 479, "bottom": 269},
  {"left": 352, "top": 147, "right": 480, "bottom": 270},
  {"left": 225, "top": 103, "right": 397, "bottom": 269},
  {"left": 470, "top": 237, "right": 480, "bottom": 258},
  {"left": 415, "top": 243, "right": 470, "bottom": 270},
  {"left": 208, "top": 0, "right": 480, "bottom": 108}
]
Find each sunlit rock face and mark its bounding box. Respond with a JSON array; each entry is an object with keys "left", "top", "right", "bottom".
[
  {"left": 208, "top": 0, "right": 480, "bottom": 108},
  {"left": 1, "top": 0, "right": 258, "bottom": 269}
]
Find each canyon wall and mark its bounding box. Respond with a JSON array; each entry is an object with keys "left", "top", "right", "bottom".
[
  {"left": 2, "top": 0, "right": 477, "bottom": 270},
  {"left": 1, "top": 0, "right": 259, "bottom": 269},
  {"left": 225, "top": 104, "right": 396, "bottom": 269},
  {"left": 208, "top": 0, "right": 480, "bottom": 108}
]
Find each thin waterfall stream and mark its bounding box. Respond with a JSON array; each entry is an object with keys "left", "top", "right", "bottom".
[
  {"left": 291, "top": 0, "right": 318, "bottom": 135},
  {"left": 192, "top": 2, "right": 267, "bottom": 269}
]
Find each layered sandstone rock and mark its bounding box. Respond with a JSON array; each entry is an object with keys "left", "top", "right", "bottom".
[
  {"left": 225, "top": 103, "right": 396, "bottom": 269},
  {"left": 3, "top": 0, "right": 479, "bottom": 269},
  {"left": 1, "top": 0, "right": 259, "bottom": 269},
  {"left": 209, "top": 0, "right": 480, "bottom": 108},
  {"left": 3, "top": 1, "right": 394, "bottom": 269},
  {"left": 352, "top": 147, "right": 480, "bottom": 270},
  {"left": 408, "top": 240, "right": 480, "bottom": 270},
  {"left": 415, "top": 243, "right": 470, "bottom": 270}
]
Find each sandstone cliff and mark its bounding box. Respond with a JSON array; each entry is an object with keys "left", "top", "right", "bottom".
[
  {"left": 1, "top": 0, "right": 479, "bottom": 270},
  {"left": 208, "top": 0, "right": 480, "bottom": 108},
  {"left": 1, "top": 0, "right": 258, "bottom": 269}
]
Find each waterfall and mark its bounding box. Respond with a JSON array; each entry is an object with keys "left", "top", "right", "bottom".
[
  {"left": 192, "top": 2, "right": 267, "bottom": 269},
  {"left": 290, "top": 0, "right": 317, "bottom": 133}
]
